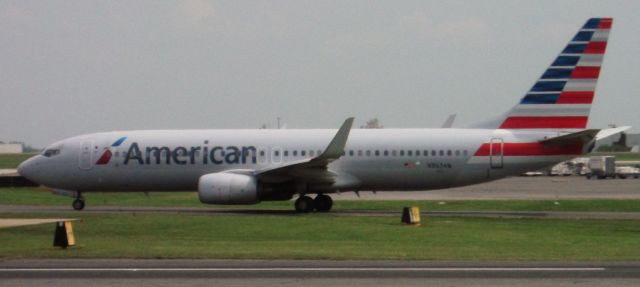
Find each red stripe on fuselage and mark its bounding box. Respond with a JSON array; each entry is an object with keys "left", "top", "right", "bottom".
[
  {"left": 499, "top": 116, "right": 588, "bottom": 129},
  {"left": 556, "top": 91, "right": 594, "bottom": 104},
  {"left": 474, "top": 142, "right": 583, "bottom": 156}
]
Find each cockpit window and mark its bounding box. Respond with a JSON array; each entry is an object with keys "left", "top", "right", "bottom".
[{"left": 43, "top": 149, "right": 61, "bottom": 157}]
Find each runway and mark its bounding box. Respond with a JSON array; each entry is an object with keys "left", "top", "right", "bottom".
[{"left": 1, "top": 260, "right": 638, "bottom": 287}]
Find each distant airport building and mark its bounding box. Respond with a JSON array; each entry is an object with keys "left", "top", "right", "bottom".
[{"left": 0, "top": 144, "right": 23, "bottom": 154}]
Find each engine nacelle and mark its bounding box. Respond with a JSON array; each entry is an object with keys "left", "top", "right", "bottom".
[{"left": 198, "top": 173, "right": 259, "bottom": 204}]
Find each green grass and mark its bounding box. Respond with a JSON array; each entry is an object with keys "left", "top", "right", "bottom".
[
  {"left": 3, "top": 187, "right": 640, "bottom": 212},
  {"left": 1, "top": 212, "right": 638, "bottom": 260},
  {"left": 0, "top": 153, "right": 34, "bottom": 169}
]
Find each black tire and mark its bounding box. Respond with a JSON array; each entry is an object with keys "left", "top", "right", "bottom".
[
  {"left": 294, "top": 196, "right": 314, "bottom": 213},
  {"left": 314, "top": 194, "right": 333, "bottom": 212},
  {"left": 72, "top": 199, "right": 85, "bottom": 210}
]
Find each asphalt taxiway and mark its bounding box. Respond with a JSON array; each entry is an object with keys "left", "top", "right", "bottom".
[
  {"left": 332, "top": 176, "right": 640, "bottom": 200},
  {"left": 1, "top": 204, "right": 640, "bottom": 220},
  {"left": 1, "top": 260, "right": 639, "bottom": 287}
]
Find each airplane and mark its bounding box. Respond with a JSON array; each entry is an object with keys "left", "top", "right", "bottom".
[{"left": 18, "top": 18, "right": 624, "bottom": 212}]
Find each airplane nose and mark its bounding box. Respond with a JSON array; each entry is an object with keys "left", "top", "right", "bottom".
[{"left": 17, "top": 157, "right": 39, "bottom": 181}]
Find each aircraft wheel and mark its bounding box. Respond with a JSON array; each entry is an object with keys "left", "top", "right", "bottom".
[
  {"left": 314, "top": 194, "right": 333, "bottom": 212},
  {"left": 72, "top": 199, "right": 85, "bottom": 210},
  {"left": 294, "top": 196, "right": 314, "bottom": 213}
]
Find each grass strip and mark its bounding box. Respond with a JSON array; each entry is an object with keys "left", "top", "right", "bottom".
[{"left": 0, "top": 212, "right": 638, "bottom": 260}]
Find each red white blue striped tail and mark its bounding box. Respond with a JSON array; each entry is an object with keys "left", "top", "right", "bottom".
[{"left": 498, "top": 18, "right": 612, "bottom": 130}]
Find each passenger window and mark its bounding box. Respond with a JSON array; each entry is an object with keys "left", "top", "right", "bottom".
[
  {"left": 423, "top": 150, "right": 428, "bottom": 157},
  {"left": 260, "top": 151, "right": 265, "bottom": 157},
  {"left": 293, "top": 150, "right": 298, "bottom": 156},
  {"left": 408, "top": 150, "right": 413, "bottom": 156},
  {"left": 384, "top": 150, "right": 389, "bottom": 156},
  {"left": 375, "top": 150, "right": 380, "bottom": 156},
  {"left": 358, "top": 150, "right": 363, "bottom": 156},
  {"left": 349, "top": 150, "right": 354, "bottom": 156},
  {"left": 447, "top": 150, "right": 452, "bottom": 156},
  {"left": 431, "top": 150, "right": 436, "bottom": 156},
  {"left": 455, "top": 150, "right": 460, "bottom": 156},
  {"left": 309, "top": 150, "right": 315, "bottom": 156},
  {"left": 284, "top": 150, "right": 289, "bottom": 156},
  {"left": 275, "top": 151, "right": 280, "bottom": 156},
  {"left": 400, "top": 150, "right": 405, "bottom": 156},
  {"left": 415, "top": 150, "right": 420, "bottom": 156},
  {"left": 392, "top": 150, "right": 397, "bottom": 156},
  {"left": 366, "top": 150, "right": 371, "bottom": 156},
  {"left": 301, "top": 150, "right": 306, "bottom": 156},
  {"left": 463, "top": 150, "right": 468, "bottom": 156},
  {"left": 439, "top": 150, "right": 444, "bottom": 156}
]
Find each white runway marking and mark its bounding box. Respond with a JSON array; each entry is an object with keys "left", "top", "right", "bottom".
[{"left": 0, "top": 267, "right": 607, "bottom": 272}]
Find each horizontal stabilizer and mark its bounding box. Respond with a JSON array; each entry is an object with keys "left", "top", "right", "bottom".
[
  {"left": 595, "top": 126, "right": 631, "bottom": 141},
  {"left": 540, "top": 129, "right": 599, "bottom": 146}
]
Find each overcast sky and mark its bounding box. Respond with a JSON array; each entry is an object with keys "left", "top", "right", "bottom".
[{"left": 1, "top": 0, "right": 639, "bottom": 148}]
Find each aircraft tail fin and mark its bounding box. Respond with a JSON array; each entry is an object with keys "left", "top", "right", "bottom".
[{"left": 481, "top": 18, "right": 612, "bottom": 130}]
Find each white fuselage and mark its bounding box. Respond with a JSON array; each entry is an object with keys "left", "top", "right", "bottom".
[{"left": 18, "top": 128, "right": 576, "bottom": 193}]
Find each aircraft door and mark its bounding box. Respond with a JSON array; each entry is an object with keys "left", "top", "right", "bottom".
[
  {"left": 489, "top": 138, "right": 504, "bottom": 169},
  {"left": 79, "top": 140, "right": 93, "bottom": 170}
]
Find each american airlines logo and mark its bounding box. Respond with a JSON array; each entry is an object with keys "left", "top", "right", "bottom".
[
  {"left": 95, "top": 137, "right": 127, "bottom": 165},
  {"left": 123, "top": 142, "right": 258, "bottom": 165}
]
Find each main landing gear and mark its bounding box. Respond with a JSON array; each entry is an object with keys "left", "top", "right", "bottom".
[
  {"left": 72, "top": 192, "right": 85, "bottom": 211},
  {"left": 294, "top": 194, "right": 333, "bottom": 213}
]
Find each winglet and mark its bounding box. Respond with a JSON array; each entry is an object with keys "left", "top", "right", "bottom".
[
  {"left": 441, "top": 114, "right": 456, "bottom": 128},
  {"left": 318, "top": 117, "right": 354, "bottom": 159}
]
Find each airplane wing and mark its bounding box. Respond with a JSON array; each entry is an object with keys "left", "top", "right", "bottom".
[{"left": 254, "top": 117, "right": 358, "bottom": 188}]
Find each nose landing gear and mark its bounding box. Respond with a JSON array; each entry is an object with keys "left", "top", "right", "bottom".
[{"left": 72, "top": 193, "right": 85, "bottom": 210}]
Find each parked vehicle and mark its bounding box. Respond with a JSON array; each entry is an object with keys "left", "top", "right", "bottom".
[
  {"left": 615, "top": 166, "right": 640, "bottom": 179},
  {"left": 586, "top": 156, "right": 616, "bottom": 179}
]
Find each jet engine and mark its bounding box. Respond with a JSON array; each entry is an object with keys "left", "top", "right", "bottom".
[{"left": 198, "top": 173, "right": 259, "bottom": 204}]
